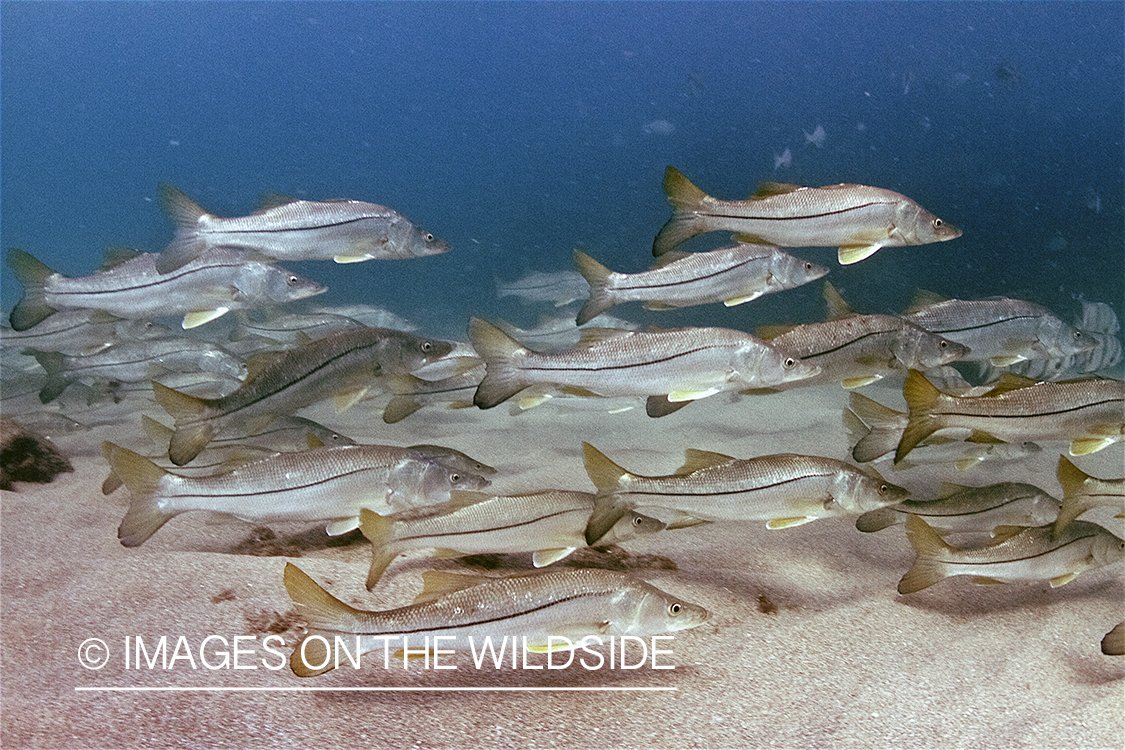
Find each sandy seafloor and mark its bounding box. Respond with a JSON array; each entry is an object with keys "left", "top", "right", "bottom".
[{"left": 1, "top": 374, "right": 1122, "bottom": 749}]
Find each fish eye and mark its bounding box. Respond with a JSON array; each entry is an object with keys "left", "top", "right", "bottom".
[
  {"left": 933, "top": 218, "right": 943, "bottom": 228},
  {"left": 450, "top": 472, "right": 462, "bottom": 482},
  {"left": 287, "top": 275, "right": 299, "bottom": 286},
  {"left": 421, "top": 341, "right": 433, "bottom": 352},
  {"left": 632, "top": 515, "right": 643, "bottom": 527},
  {"left": 879, "top": 484, "right": 889, "bottom": 495},
  {"left": 668, "top": 603, "right": 682, "bottom": 615},
  {"left": 783, "top": 357, "right": 796, "bottom": 369},
  {"left": 424, "top": 233, "right": 435, "bottom": 242},
  {"left": 804, "top": 262, "right": 813, "bottom": 270},
  {"left": 939, "top": 340, "right": 948, "bottom": 349}
]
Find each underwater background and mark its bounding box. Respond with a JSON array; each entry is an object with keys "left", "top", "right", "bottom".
[{"left": 2, "top": 0, "right": 1122, "bottom": 341}]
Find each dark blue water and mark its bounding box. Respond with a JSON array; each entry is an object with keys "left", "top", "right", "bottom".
[{"left": 3, "top": 1, "right": 1122, "bottom": 341}]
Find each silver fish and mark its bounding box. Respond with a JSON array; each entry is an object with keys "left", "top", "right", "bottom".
[
  {"left": 1053, "top": 455, "right": 1124, "bottom": 536},
  {"left": 0, "top": 309, "right": 120, "bottom": 356},
  {"left": 229, "top": 311, "right": 367, "bottom": 345},
  {"left": 495, "top": 314, "right": 640, "bottom": 352},
  {"left": 897, "top": 370, "right": 1125, "bottom": 462},
  {"left": 358, "top": 490, "right": 665, "bottom": 589},
  {"left": 901, "top": 292, "right": 1093, "bottom": 367},
  {"left": 156, "top": 184, "right": 448, "bottom": 273},
  {"left": 898, "top": 516, "right": 1125, "bottom": 594},
  {"left": 653, "top": 167, "right": 961, "bottom": 264},
  {"left": 495, "top": 270, "right": 589, "bottom": 307},
  {"left": 756, "top": 314, "right": 969, "bottom": 391},
  {"left": 6, "top": 247, "right": 325, "bottom": 331},
  {"left": 28, "top": 339, "right": 246, "bottom": 404},
  {"left": 583, "top": 443, "right": 909, "bottom": 544},
  {"left": 105, "top": 441, "right": 490, "bottom": 546},
  {"left": 855, "top": 482, "right": 1059, "bottom": 534},
  {"left": 469, "top": 318, "right": 818, "bottom": 417},
  {"left": 284, "top": 563, "right": 710, "bottom": 676},
  {"left": 573, "top": 244, "right": 828, "bottom": 325},
  {"left": 308, "top": 303, "right": 420, "bottom": 332},
  {"left": 153, "top": 327, "right": 453, "bottom": 465}
]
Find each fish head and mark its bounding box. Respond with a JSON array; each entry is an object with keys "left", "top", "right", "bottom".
[
  {"left": 416, "top": 460, "right": 491, "bottom": 503},
  {"left": 902, "top": 329, "right": 971, "bottom": 369},
  {"left": 898, "top": 202, "right": 962, "bottom": 246},
  {"left": 1092, "top": 529, "right": 1125, "bottom": 567},
  {"left": 597, "top": 511, "right": 668, "bottom": 546},
  {"left": 251, "top": 265, "right": 328, "bottom": 304},
  {"left": 625, "top": 581, "right": 711, "bottom": 636},
  {"left": 839, "top": 468, "right": 911, "bottom": 513},
  {"left": 771, "top": 250, "right": 830, "bottom": 290},
  {"left": 1036, "top": 317, "right": 1097, "bottom": 358},
  {"left": 741, "top": 343, "right": 820, "bottom": 387},
  {"left": 400, "top": 335, "right": 456, "bottom": 373},
  {"left": 390, "top": 217, "right": 450, "bottom": 258},
  {"left": 197, "top": 349, "right": 249, "bottom": 380}
]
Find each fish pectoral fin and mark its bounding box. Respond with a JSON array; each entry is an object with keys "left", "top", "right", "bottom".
[
  {"left": 667, "top": 387, "right": 720, "bottom": 403},
  {"left": 333, "top": 253, "right": 373, "bottom": 264},
  {"left": 325, "top": 517, "right": 360, "bottom": 536},
  {"left": 841, "top": 375, "right": 882, "bottom": 389},
  {"left": 767, "top": 516, "right": 817, "bottom": 529},
  {"left": 1070, "top": 435, "right": 1116, "bottom": 456},
  {"left": 182, "top": 308, "right": 230, "bottom": 329},
  {"left": 333, "top": 388, "right": 369, "bottom": 413},
  {"left": 532, "top": 548, "right": 578, "bottom": 567},
  {"left": 664, "top": 513, "right": 712, "bottom": 530},
  {"left": 723, "top": 293, "right": 761, "bottom": 307},
  {"left": 1050, "top": 573, "right": 1080, "bottom": 588},
  {"left": 431, "top": 548, "right": 467, "bottom": 560},
  {"left": 966, "top": 430, "right": 1005, "bottom": 444},
  {"left": 837, "top": 243, "right": 883, "bottom": 265}
]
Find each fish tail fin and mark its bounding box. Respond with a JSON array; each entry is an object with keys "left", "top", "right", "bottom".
[
  {"left": 652, "top": 167, "right": 707, "bottom": 256},
  {"left": 283, "top": 563, "right": 366, "bottom": 677},
  {"left": 572, "top": 250, "right": 616, "bottom": 325},
  {"left": 152, "top": 381, "right": 215, "bottom": 465},
  {"left": 895, "top": 370, "right": 942, "bottom": 464},
  {"left": 27, "top": 349, "right": 71, "bottom": 403},
  {"left": 358, "top": 508, "right": 399, "bottom": 590},
  {"left": 103, "top": 442, "right": 175, "bottom": 547},
  {"left": 140, "top": 414, "right": 175, "bottom": 455},
  {"left": 898, "top": 516, "right": 950, "bottom": 594},
  {"left": 847, "top": 392, "right": 905, "bottom": 463},
  {"left": 156, "top": 183, "right": 208, "bottom": 273},
  {"left": 6, "top": 248, "right": 59, "bottom": 330},
  {"left": 1053, "top": 454, "right": 1093, "bottom": 536},
  {"left": 469, "top": 317, "right": 529, "bottom": 408},
  {"left": 582, "top": 443, "right": 633, "bottom": 545}
]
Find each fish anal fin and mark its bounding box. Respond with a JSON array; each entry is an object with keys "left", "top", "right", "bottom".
[
  {"left": 841, "top": 375, "right": 882, "bottom": 389},
  {"left": 1070, "top": 436, "right": 1115, "bottom": 456},
  {"left": 971, "top": 577, "right": 1007, "bottom": 586}
]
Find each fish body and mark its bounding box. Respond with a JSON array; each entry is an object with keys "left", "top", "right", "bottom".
[
  {"left": 1053, "top": 455, "right": 1124, "bottom": 535},
  {"left": 495, "top": 314, "right": 639, "bottom": 352},
  {"left": 896, "top": 370, "right": 1125, "bottom": 462},
  {"left": 495, "top": 270, "right": 589, "bottom": 307},
  {"left": 359, "top": 490, "right": 665, "bottom": 589},
  {"left": 0, "top": 310, "right": 121, "bottom": 356},
  {"left": 28, "top": 339, "right": 246, "bottom": 403},
  {"left": 105, "top": 441, "right": 490, "bottom": 546},
  {"left": 898, "top": 516, "right": 1125, "bottom": 593},
  {"left": 154, "top": 327, "right": 453, "bottom": 465},
  {"left": 230, "top": 311, "right": 367, "bottom": 345},
  {"left": 977, "top": 301, "right": 1122, "bottom": 381},
  {"left": 469, "top": 318, "right": 818, "bottom": 415},
  {"left": 6, "top": 247, "right": 325, "bottom": 331},
  {"left": 156, "top": 184, "right": 448, "bottom": 273},
  {"left": 855, "top": 482, "right": 1059, "bottom": 534},
  {"left": 573, "top": 244, "right": 828, "bottom": 325},
  {"left": 759, "top": 314, "right": 969, "bottom": 390},
  {"left": 652, "top": 167, "right": 961, "bottom": 264},
  {"left": 583, "top": 443, "right": 909, "bottom": 543},
  {"left": 902, "top": 295, "right": 1092, "bottom": 367},
  {"left": 284, "top": 563, "right": 709, "bottom": 676}
]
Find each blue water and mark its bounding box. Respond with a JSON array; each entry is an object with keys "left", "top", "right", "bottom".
[{"left": 2, "top": 1, "right": 1122, "bottom": 341}]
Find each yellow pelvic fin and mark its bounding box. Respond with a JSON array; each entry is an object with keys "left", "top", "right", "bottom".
[
  {"left": 767, "top": 516, "right": 816, "bottom": 529},
  {"left": 182, "top": 308, "right": 230, "bottom": 329},
  {"left": 1070, "top": 436, "right": 1116, "bottom": 456}
]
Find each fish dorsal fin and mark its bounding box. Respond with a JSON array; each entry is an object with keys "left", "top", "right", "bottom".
[
  {"left": 822, "top": 281, "right": 855, "bottom": 320},
  {"left": 242, "top": 350, "right": 286, "bottom": 381},
  {"left": 981, "top": 373, "right": 1040, "bottom": 396},
  {"left": 650, "top": 250, "right": 694, "bottom": 269},
  {"left": 903, "top": 288, "right": 950, "bottom": 315},
  {"left": 675, "top": 448, "right": 737, "bottom": 475},
  {"left": 756, "top": 324, "right": 797, "bottom": 341},
  {"left": 253, "top": 193, "right": 299, "bottom": 213},
  {"left": 98, "top": 247, "right": 143, "bottom": 271},
  {"left": 937, "top": 482, "right": 973, "bottom": 499},
  {"left": 751, "top": 181, "right": 803, "bottom": 198},
  {"left": 576, "top": 327, "right": 634, "bottom": 347},
  {"left": 413, "top": 570, "right": 490, "bottom": 604}
]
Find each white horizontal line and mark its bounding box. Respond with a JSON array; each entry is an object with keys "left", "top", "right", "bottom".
[{"left": 75, "top": 686, "right": 677, "bottom": 693}]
